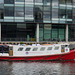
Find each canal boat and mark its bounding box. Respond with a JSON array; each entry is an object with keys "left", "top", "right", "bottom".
[{"left": 0, "top": 43, "right": 75, "bottom": 61}]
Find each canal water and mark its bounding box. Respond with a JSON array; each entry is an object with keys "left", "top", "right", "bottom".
[{"left": 0, "top": 61, "right": 75, "bottom": 75}]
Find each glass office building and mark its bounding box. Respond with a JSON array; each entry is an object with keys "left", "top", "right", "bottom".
[{"left": 0, "top": 0, "right": 75, "bottom": 42}]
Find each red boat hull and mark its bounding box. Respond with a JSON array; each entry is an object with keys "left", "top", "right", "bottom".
[{"left": 0, "top": 50, "right": 75, "bottom": 61}]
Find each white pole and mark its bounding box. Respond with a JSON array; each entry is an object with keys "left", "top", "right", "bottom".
[
  {"left": 66, "top": 24, "right": 68, "bottom": 42},
  {"left": 37, "top": 23, "right": 39, "bottom": 42},
  {"left": 0, "top": 23, "right": 1, "bottom": 42}
]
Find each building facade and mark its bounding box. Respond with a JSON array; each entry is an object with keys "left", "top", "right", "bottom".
[{"left": 0, "top": 0, "right": 75, "bottom": 42}]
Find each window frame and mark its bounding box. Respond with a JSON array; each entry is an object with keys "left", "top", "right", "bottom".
[
  {"left": 54, "top": 46, "right": 59, "bottom": 50},
  {"left": 47, "top": 47, "right": 52, "bottom": 50},
  {"left": 25, "top": 47, "right": 31, "bottom": 51},
  {"left": 40, "top": 47, "right": 45, "bottom": 51},
  {"left": 18, "top": 47, "right": 23, "bottom": 51},
  {"left": 32, "top": 47, "right": 38, "bottom": 51}
]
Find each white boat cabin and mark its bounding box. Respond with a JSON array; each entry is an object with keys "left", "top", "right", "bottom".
[{"left": 0, "top": 43, "right": 70, "bottom": 56}]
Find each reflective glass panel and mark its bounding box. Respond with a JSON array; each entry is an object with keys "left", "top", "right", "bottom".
[
  {"left": 34, "top": 5, "right": 43, "bottom": 22},
  {"left": 25, "top": 0, "right": 33, "bottom": 3},
  {"left": 43, "top": 0, "right": 51, "bottom": 5},
  {"left": 25, "top": 6, "right": 33, "bottom": 19},
  {"left": 43, "top": 12, "right": 50, "bottom": 21},
  {"left": 73, "top": 8, "right": 75, "bottom": 23},
  {"left": 59, "top": 9, "right": 66, "bottom": 19},
  {"left": 59, "top": 0, "right": 66, "bottom": 4},
  {"left": 0, "top": 0, "right": 4, "bottom": 9},
  {"left": 35, "top": 0, "right": 42, "bottom": 3},
  {"left": 52, "top": 0, "right": 58, "bottom": 7},
  {"left": 0, "top": 10, "right": 4, "bottom": 19},
  {"left": 15, "top": 0, "right": 24, "bottom": 2},
  {"left": 4, "top": 7, "right": 14, "bottom": 16},
  {"left": 44, "top": 24, "right": 51, "bottom": 41},
  {"left": 4, "top": 0, "right": 14, "bottom": 4},
  {"left": 66, "top": 9, "right": 72, "bottom": 19},
  {"left": 52, "top": 8, "right": 58, "bottom": 18},
  {"left": 0, "top": 0, "right": 4, "bottom": 19},
  {"left": 39, "top": 24, "right": 43, "bottom": 41},
  {"left": 66, "top": 0, "right": 72, "bottom": 5},
  {"left": 44, "top": 6, "right": 50, "bottom": 11},
  {"left": 15, "top": 7, "right": 24, "bottom": 17}
]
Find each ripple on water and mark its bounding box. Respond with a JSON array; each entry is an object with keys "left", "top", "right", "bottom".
[{"left": 0, "top": 61, "right": 75, "bottom": 75}]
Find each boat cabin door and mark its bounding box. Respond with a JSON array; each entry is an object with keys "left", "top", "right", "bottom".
[
  {"left": 9, "top": 46, "right": 13, "bottom": 56},
  {"left": 61, "top": 45, "right": 69, "bottom": 53},
  {"left": 61, "top": 45, "right": 65, "bottom": 52}
]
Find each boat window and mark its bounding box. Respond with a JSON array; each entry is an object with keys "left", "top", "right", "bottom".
[
  {"left": 65, "top": 45, "right": 68, "bottom": 47},
  {"left": 3, "top": 46, "right": 9, "bottom": 53},
  {"left": 33, "top": 47, "right": 38, "bottom": 51},
  {"left": 61, "top": 45, "right": 65, "bottom": 49},
  {"left": 18, "top": 47, "right": 23, "bottom": 51},
  {"left": 54, "top": 46, "right": 59, "bottom": 50},
  {"left": 25, "top": 48, "right": 31, "bottom": 51},
  {"left": 40, "top": 47, "right": 45, "bottom": 51},
  {"left": 47, "top": 47, "right": 52, "bottom": 50},
  {"left": 0, "top": 46, "right": 2, "bottom": 53}
]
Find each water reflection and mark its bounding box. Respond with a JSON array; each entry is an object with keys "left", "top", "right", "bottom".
[{"left": 0, "top": 61, "right": 75, "bottom": 75}]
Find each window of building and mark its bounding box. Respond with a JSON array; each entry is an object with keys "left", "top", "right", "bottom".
[
  {"left": 18, "top": 47, "right": 23, "bottom": 51},
  {"left": 15, "top": 0, "right": 24, "bottom": 2},
  {"left": 52, "top": 0, "right": 58, "bottom": 7},
  {"left": 68, "top": 25, "right": 75, "bottom": 41},
  {"left": 0, "top": 0, "right": 4, "bottom": 8},
  {"left": 47, "top": 47, "right": 52, "bottom": 50},
  {"left": 40, "top": 47, "right": 45, "bottom": 51},
  {"left": 59, "top": 0, "right": 66, "bottom": 4},
  {"left": 1, "top": 23, "right": 36, "bottom": 41},
  {"left": 43, "top": 0, "right": 51, "bottom": 5},
  {"left": 35, "top": 0, "right": 42, "bottom": 3},
  {"left": 25, "top": 0, "right": 33, "bottom": 3},
  {"left": 44, "top": 6, "right": 50, "bottom": 12},
  {"left": 44, "top": 24, "right": 51, "bottom": 41},
  {"left": 4, "top": 6, "right": 14, "bottom": 16},
  {"left": 25, "top": 6, "right": 33, "bottom": 19},
  {"left": 52, "top": 8, "right": 58, "bottom": 18},
  {"left": 25, "top": 48, "right": 31, "bottom": 51},
  {"left": 39, "top": 24, "right": 43, "bottom": 41},
  {"left": 66, "top": 9, "right": 72, "bottom": 19},
  {"left": 4, "top": 0, "right": 14, "bottom": 4},
  {"left": 0, "top": 10, "right": 4, "bottom": 19},
  {"left": 59, "top": 28, "right": 65, "bottom": 41},
  {"left": 59, "top": 8, "right": 66, "bottom": 19},
  {"left": 34, "top": 5, "right": 43, "bottom": 22},
  {"left": 15, "top": 7, "right": 24, "bottom": 17},
  {"left": 66, "top": 0, "right": 72, "bottom": 5},
  {"left": 73, "top": 8, "right": 75, "bottom": 23},
  {"left": 0, "top": 0, "right": 4, "bottom": 19},
  {"left": 43, "top": 12, "right": 50, "bottom": 22},
  {"left": 32, "top": 47, "right": 38, "bottom": 51},
  {"left": 52, "top": 28, "right": 58, "bottom": 41},
  {"left": 54, "top": 46, "right": 59, "bottom": 50}
]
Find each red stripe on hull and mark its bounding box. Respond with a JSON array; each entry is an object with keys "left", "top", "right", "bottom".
[{"left": 0, "top": 50, "right": 75, "bottom": 61}]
